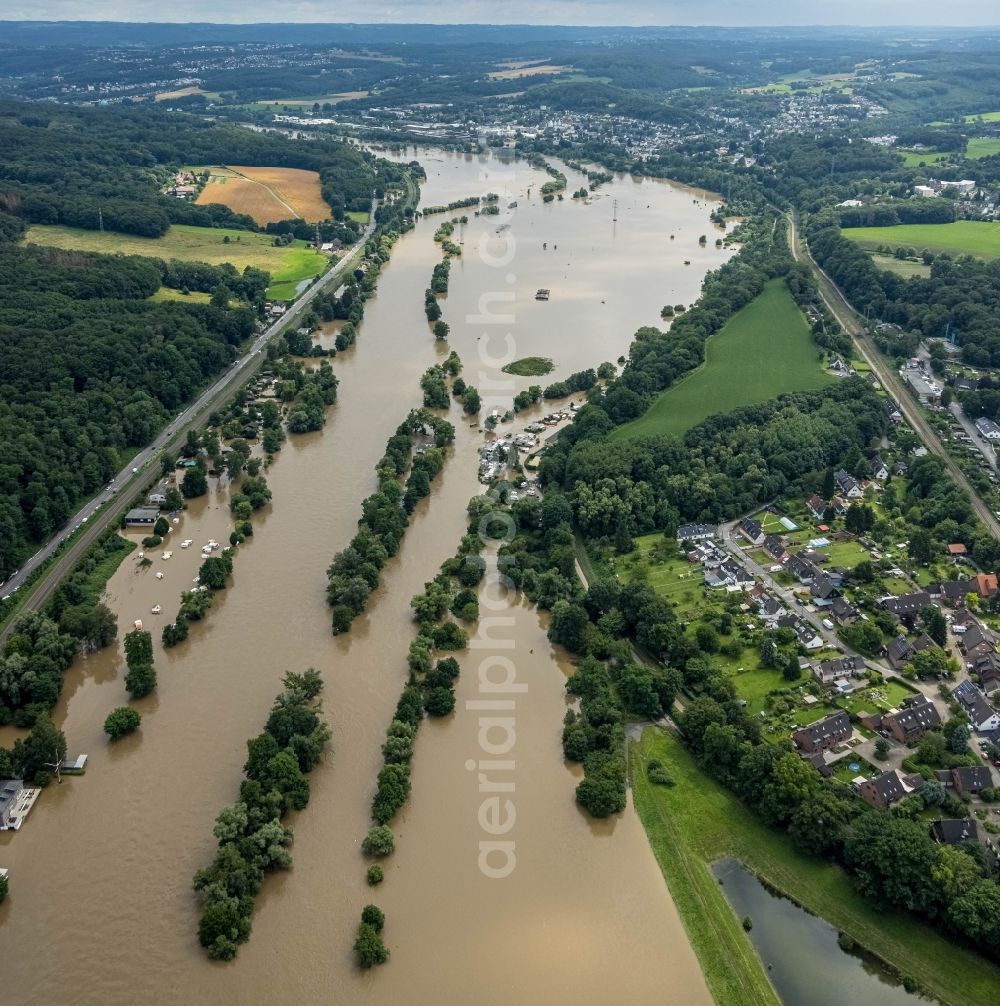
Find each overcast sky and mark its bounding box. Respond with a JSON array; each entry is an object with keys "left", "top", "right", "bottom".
[{"left": 4, "top": 1, "right": 999, "bottom": 26}]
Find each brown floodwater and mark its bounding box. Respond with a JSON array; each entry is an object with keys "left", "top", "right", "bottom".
[{"left": 0, "top": 148, "right": 731, "bottom": 1005}]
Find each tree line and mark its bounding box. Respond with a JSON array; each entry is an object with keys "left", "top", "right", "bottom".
[{"left": 193, "top": 669, "right": 330, "bottom": 960}]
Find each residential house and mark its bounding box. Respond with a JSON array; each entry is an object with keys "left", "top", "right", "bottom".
[
  {"left": 147, "top": 493, "right": 167, "bottom": 506},
  {"left": 813, "top": 655, "right": 867, "bottom": 685},
  {"left": 885, "top": 401, "right": 903, "bottom": 423},
  {"left": 785, "top": 554, "right": 817, "bottom": 584},
  {"left": 882, "top": 695, "right": 942, "bottom": 743},
  {"left": 954, "top": 680, "right": 1000, "bottom": 733},
  {"left": 777, "top": 614, "right": 824, "bottom": 650},
  {"left": 761, "top": 535, "right": 788, "bottom": 563},
  {"left": 890, "top": 459, "right": 908, "bottom": 476},
  {"left": 931, "top": 819, "right": 980, "bottom": 846},
  {"left": 804, "top": 752, "right": 833, "bottom": 778},
  {"left": 975, "top": 573, "right": 999, "bottom": 598},
  {"left": 756, "top": 595, "right": 784, "bottom": 625},
  {"left": 835, "top": 469, "right": 864, "bottom": 498},
  {"left": 881, "top": 591, "right": 932, "bottom": 627},
  {"left": 830, "top": 496, "right": 850, "bottom": 516},
  {"left": 946, "top": 543, "right": 968, "bottom": 559},
  {"left": 871, "top": 454, "right": 889, "bottom": 481},
  {"left": 737, "top": 517, "right": 765, "bottom": 546},
  {"left": 676, "top": 523, "right": 715, "bottom": 543},
  {"left": 830, "top": 596, "right": 860, "bottom": 625},
  {"left": 792, "top": 710, "right": 852, "bottom": 753},
  {"left": 810, "top": 573, "right": 839, "bottom": 607},
  {"left": 951, "top": 766, "right": 994, "bottom": 794},
  {"left": 975, "top": 416, "right": 1000, "bottom": 441},
  {"left": 960, "top": 622, "right": 996, "bottom": 664},
  {"left": 859, "top": 770, "right": 907, "bottom": 809},
  {"left": 806, "top": 495, "right": 827, "bottom": 521},
  {"left": 979, "top": 660, "right": 1000, "bottom": 697},
  {"left": 912, "top": 633, "right": 939, "bottom": 656},
  {"left": 886, "top": 635, "right": 916, "bottom": 669},
  {"left": 954, "top": 376, "right": 979, "bottom": 392},
  {"left": 935, "top": 579, "right": 974, "bottom": 607}
]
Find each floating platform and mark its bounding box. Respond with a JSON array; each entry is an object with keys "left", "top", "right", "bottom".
[{"left": 535, "top": 288, "right": 550, "bottom": 301}]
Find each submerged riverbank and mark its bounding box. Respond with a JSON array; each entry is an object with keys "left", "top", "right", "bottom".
[{"left": 3, "top": 146, "right": 732, "bottom": 1004}]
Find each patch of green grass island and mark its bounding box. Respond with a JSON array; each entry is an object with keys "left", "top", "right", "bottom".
[
  {"left": 612, "top": 280, "right": 832, "bottom": 440},
  {"left": 501, "top": 356, "right": 554, "bottom": 377},
  {"left": 631, "top": 728, "right": 1000, "bottom": 1006}
]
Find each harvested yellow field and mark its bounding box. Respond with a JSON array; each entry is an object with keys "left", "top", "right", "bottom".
[
  {"left": 195, "top": 165, "right": 330, "bottom": 224},
  {"left": 487, "top": 63, "right": 572, "bottom": 80},
  {"left": 155, "top": 86, "right": 206, "bottom": 101}
]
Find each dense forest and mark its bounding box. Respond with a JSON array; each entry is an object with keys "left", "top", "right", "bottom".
[
  {"left": 0, "top": 98, "right": 406, "bottom": 578},
  {"left": 0, "top": 100, "right": 379, "bottom": 235},
  {"left": 806, "top": 215, "right": 1000, "bottom": 366}
]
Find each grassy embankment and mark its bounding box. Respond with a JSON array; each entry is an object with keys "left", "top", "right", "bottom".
[
  {"left": 631, "top": 728, "right": 1000, "bottom": 1006},
  {"left": 844, "top": 220, "right": 1000, "bottom": 260},
  {"left": 25, "top": 223, "right": 327, "bottom": 301},
  {"left": 871, "top": 254, "right": 931, "bottom": 278},
  {"left": 612, "top": 279, "right": 831, "bottom": 441},
  {"left": 502, "top": 356, "right": 554, "bottom": 376}
]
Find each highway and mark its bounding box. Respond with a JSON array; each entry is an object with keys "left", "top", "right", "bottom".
[
  {"left": 787, "top": 210, "right": 1000, "bottom": 542},
  {"left": 0, "top": 202, "right": 377, "bottom": 622}
]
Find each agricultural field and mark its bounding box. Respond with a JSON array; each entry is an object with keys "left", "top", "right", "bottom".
[
  {"left": 149, "top": 287, "right": 211, "bottom": 304},
  {"left": 871, "top": 253, "right": 931, "bottom": 278},
  {"left": 155, "top": 86, "right": 207, "bottom": 101},
  {"left": 612, "top": 280, "right": 832, "bottom": 441},
  {"left": 964, "top": 110, "right": 1000, "bottom": 122},
  {"left": 897, "top": 148, "right": 950, "bottom": 167},
  {"left": 24, "top": 223, "right": 327, "bottom": 300},
  {"left": 195, "top": 165, "right": 331, "bottom": 224},
  {"left": 487, "top": 63, "right": 572, "bottom": 79},
  {"left": 631, "top": 729, "right": 1000, "bottom": 1006},
  {"left": 844, "top": 221, "right": 1000, "bottom": 260},
  {"left": 966, "top": 137, "right": 1000, "bottom": 160}
]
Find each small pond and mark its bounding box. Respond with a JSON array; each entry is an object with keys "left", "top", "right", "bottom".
[{"left": 713, "top": 859, "right": 928, "bottom": 1005}]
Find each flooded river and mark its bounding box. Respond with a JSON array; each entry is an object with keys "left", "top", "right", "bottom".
[{"left": 0, "top": 148, "right": 732, "bottom": 1004}]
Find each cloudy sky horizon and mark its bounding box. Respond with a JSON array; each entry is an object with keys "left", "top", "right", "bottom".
[{"left": 3, "top": 2, "right": 999, "bottom": 26}]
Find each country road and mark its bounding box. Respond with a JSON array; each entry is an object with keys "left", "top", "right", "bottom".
[
  {"left": 0, "top": 200, "right": 378, "bottom": 638},
  {"left": 788, "top": 211, "right": 1000, "bottom": 542}
]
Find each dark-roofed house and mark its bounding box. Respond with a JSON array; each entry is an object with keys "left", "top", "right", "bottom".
[
  {"left": 979, "top": 661, "right": 1000, "bottom": 697},
  {"left": 806, "top": 495, "right": 827, "bottom": 521},
  {"left": 830, "top": 596, "right": 860, "bottom": 625},
  {"left": 677, "top": 523, "right": 715, "bottom": 543},
  {"left": 792, "top": 710, "right": 852, "bottom": 753},
  {"left": 811, "top": 573, "right": 839, "bottom": 606},
  {"left": 762, "top": 534, "right": 788, "bottom": 562},
  {"left": 931, "top": 819, "right": 980, "bottom": 846},
  {"left": 953, "top": 680, "right": 1000, "bottom": 733},
  {"left": 886, "top": 635, "right": 915, "bottom": 670},
  {"left": 959, "top": 622, "right": 992, "bottom": 657},
  {"left": 738, "top": 517, "right": 765, "bottom": 546},
  {"left": 937, "top": 579, "right": 973, "bottom": 607},
  {"left": 859, "top": 770, "right": 907, "bottom": 809},
  {"left": 124, "top": 507, "right": 160, "bottom": 526},
  {"left": 881, "top": 591, "right": 932, "bottom": 627},
  {"left": 951, "top": 766, "right": 994, "bottom": 794},
  {"left": 804, "top": 752, "right": 832, "bottom": 778},
  {"left": 777, "top": 614, "right": 823, "bottom": 651},
  {"left": 871, "top": 454, "right": 889, "bottom": 481},
  {"left": 814, "top": 655, "right": 867, "bottom": 685},
  {"left": 882, "top": 695, "right": 942, "bottom": 743},
  {"left": 835, "top": 469, "right": 864, "bottom": 498},
  {"left": 785, "top": 554, "right": 817, "bottom": 583}
]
